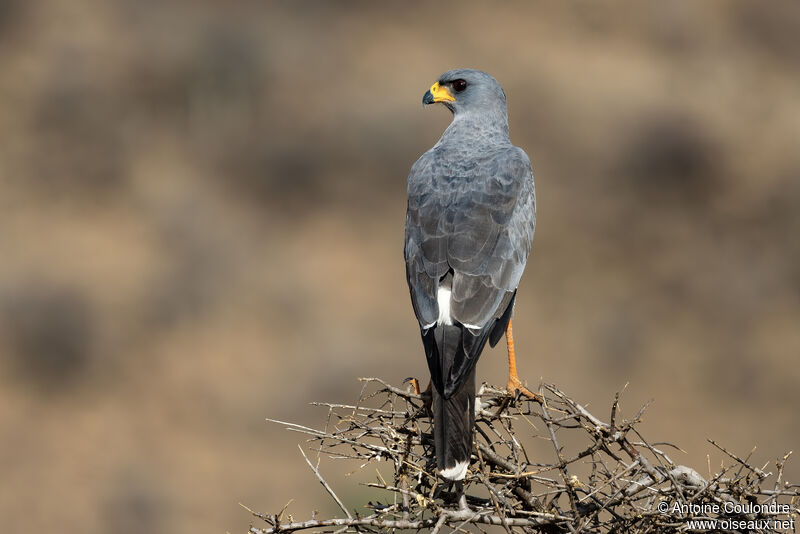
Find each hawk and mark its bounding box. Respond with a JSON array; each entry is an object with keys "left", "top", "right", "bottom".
[{"left": 404, "top": 69, "right": 537, "bottom": 481}]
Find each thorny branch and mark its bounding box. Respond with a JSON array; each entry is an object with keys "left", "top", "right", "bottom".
[{"left": 250, "top": 378, "right": 798, "bottom": 533}]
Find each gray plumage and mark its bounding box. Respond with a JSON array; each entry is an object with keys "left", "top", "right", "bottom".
[{"left": 404, "top": 69, "right": 536, "bottom": 479}]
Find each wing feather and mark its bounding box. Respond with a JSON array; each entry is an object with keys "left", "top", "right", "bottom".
[{"left": 405, "top": 145, "right": 535, "bottom": 395}]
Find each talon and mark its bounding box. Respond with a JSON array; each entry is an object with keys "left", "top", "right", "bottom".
[{"left": 506, "top": 377, "right": 542, "bottom": 403}]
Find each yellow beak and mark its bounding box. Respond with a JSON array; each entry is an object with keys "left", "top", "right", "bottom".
[{"left": 424, "top": 82, "right": 455, "bottom": 104}]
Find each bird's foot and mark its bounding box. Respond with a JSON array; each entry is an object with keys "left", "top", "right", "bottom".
[
  {"left": 405, "top": 376, "right": 422, "bottom": 395},
  {"left": 506, "top": 375, "right": 543, "bottom": 403},
  {"left": 404, "top": 377, "right": 433, "bottom": 413}
]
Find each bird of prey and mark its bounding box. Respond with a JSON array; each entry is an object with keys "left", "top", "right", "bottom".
[{"left": 404, "top": 69, "right": 537, "bottom": 481}]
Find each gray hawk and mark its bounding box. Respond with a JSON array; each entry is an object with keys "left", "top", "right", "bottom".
[{"left": 405, "top": 69, "right": 537, "bottom": 481}]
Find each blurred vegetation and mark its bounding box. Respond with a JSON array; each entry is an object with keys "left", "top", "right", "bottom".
[{"left": 0, "top": 2, "right": 798, "bottom": 533}]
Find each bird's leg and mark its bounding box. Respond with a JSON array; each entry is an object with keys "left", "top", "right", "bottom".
[
  {"left": 505, "top": 320, "right": 543, "bottom": 402},
  {"left": 406, "top": 377, "right": 433, "bottom": 413}
]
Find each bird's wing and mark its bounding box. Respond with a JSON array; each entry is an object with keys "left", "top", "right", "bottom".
[
  {"left": 449, "top": 148, "right": 535, "bottom": 327},
  {"left": 405, "top": 146, "right": 535, "bottom": 394},
  {"left": 404, "top": 151, "right": 448, "bottom": 330}
]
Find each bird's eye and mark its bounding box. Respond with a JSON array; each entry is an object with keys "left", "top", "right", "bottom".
[{"left": 452, "top": 79, "right": 467, "bottom": 92}]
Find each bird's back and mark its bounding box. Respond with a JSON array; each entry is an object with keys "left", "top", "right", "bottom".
[{"left": 405, "top": 143, "right": 535, "bottom": 395}]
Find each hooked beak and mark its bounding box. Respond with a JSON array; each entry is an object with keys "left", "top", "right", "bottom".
[{"left": 422, "top": 82, "right": 455, "bottom": 106}]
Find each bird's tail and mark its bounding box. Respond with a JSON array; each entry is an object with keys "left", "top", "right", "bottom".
[{"left": 432, "top": 362, "right": 475, "bottom": 481}]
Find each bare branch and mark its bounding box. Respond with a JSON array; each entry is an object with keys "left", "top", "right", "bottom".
[
  {"left": 250, "top": 379, "right": 798, "bottom": 533},
  {"left": 298, "top": 445, "right": 352, "bottom": 520}
]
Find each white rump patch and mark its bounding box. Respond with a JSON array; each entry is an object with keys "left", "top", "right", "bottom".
[
  {"left": 439, "top": 460, "right": 469, "bottom": 481},
  {"left": 437, "top": 287, "right": 452, "bottom": 326}
]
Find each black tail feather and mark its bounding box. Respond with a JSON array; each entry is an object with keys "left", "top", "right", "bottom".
[{"left": 432, "top": 365, "right": 475, "bottom": 479}]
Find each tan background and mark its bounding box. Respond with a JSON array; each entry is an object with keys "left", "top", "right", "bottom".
[{"left": 0, "top": 1, "right": 798, "bottom": 532}]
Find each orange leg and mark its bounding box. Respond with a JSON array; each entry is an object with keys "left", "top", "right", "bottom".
[
  {"left": 505, "top": 320, "right": 542, "bottom": 402},
  {"left": 407, "top": 377, "right": 433, "bottom": 413},
  {"left": 409, "top": 377, "right": 423, "bottom": 395}
]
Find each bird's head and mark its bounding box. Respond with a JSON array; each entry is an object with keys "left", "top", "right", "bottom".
[{"left": 422, "top": 69, "right": 507, "bottom": 116}]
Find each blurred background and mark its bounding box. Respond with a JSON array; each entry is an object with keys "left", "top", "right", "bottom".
[{"left": 1, "top": 1, "right": 799, "bottom": 532}]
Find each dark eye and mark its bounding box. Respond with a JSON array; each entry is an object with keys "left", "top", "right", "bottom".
[{"left": 452, "top": 79, "right": 467, "bottom": 92}]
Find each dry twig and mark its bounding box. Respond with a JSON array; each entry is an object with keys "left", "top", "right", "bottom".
[{"left": 248, "top": 378, "right": 797, "bottom": 533}]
